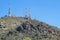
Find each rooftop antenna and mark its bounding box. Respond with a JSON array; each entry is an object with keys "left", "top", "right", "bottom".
[{"left": 8, "top": 0, "right": 11, "bottom": 17}]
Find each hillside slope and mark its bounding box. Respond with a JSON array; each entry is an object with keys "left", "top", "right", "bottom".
[{"left": 0, "top": 16, "right": 60, "bottom": 40}]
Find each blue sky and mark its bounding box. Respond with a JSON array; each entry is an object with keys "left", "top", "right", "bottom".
[{"left": 0, "top": 0, "right": 60, "bottom": 28}]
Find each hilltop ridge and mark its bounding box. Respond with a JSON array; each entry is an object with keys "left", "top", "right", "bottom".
[{"left": 0, "top": 16, "right": 60, "bottom": 40}]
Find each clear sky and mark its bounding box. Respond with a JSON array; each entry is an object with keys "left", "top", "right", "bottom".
[{"left": 0, "top": 0, "right": 60, "bottom": 28}]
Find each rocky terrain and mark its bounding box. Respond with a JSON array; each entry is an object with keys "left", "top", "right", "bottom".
[{"left": 0, "top": 16, "right": 60, "bottom": 40}]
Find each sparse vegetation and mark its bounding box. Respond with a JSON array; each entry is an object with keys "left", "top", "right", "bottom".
[{"left": 0, "top": 16, "right": 60, "bottom": 40}]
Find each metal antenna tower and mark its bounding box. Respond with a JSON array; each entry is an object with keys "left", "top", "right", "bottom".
[
  {"left": 25, "top": 8, "right": 31, "bottom": 19},
  {"left": 8, "top": 0, "right": 11, "bottom": 16}
]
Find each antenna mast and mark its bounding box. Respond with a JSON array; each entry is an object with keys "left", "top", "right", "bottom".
[
  {"left": 25, "top": 8, "right": 31, "bottom": 19},
  {"left": 8, "top": 0, "right": 11, "bottom": 16},
  {"left": 24, "top": 8, "right": 31, "bottom": 23}
]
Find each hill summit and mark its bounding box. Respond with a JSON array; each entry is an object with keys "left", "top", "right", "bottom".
[{"left": 0, "top": 16, "right": 60, "bottom": 40}]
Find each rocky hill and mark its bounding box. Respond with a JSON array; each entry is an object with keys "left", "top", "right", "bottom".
[{"left": 0, "top": 16, "right": 60, "bottom": 40}]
